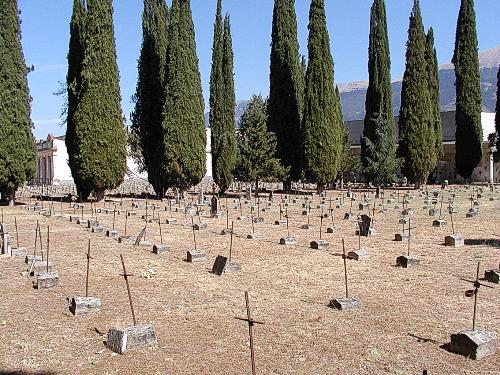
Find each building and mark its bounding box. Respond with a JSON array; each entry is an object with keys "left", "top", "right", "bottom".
[{"left": 346, "top": 111, "right": 498, "bottom": 183}]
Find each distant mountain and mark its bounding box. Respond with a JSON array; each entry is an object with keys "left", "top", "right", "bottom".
[
  {"left": 339, "top": 45, "right": 500, "bottom": 121},
  {"left": 206, "top": 46, "right": 499, "bottom": 125}
]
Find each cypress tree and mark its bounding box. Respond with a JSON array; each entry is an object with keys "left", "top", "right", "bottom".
[
  {"left": 66, "top": 0, "right": 86, "bottom": 194},
  {"left": 235, "top": 95, "right": 288, "bottom": 193},
  {"left": 131, "top": 0, "right": 169, "bottom": 198},
  {"left": 70, "top": 0, "right": 127, "bottom": 201},
  {"left": 162, "top": 0, "right": 206, "bottom": 192},
  {"left": 425, "top": 27, "right": 442, "bottom": 170},
  {"left": 268, "top": 0, "right": 304, "bottom": 190},
  {"left": 453, "top": 0, "right": 483, "bottom": 181},
  {"left": 0, "top": 0, "right": 36, "bottom": 205},
  {"left": 302, "top": 0, "right": 342, "bottom": 193},
  {"left": 362, "top": 0, "right": 396, "bottom": 185},
  {"left": 494, "top": 65, "right": 500, "bottom": 162},
  {"left": 398, "top": 0, "right": 434, "bottom": 189}
]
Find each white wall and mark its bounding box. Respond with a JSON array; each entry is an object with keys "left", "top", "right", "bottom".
[
  {"left": 52, "top": 138, "right": 73, "bottom": 182},
  {"left": 205, "top": 128, "right": 212, "bottom": 177}
]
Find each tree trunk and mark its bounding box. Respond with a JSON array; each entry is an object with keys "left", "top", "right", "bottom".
[
  {"left": 8, "top": 191, "right": 15, "bottom": 206},
  {"left": 95, "top": 189, "right": 105, "bottom": 202},
  {"left": 340, "top": 175, "right": 344, "bottom": 191},
  {"left": 255, "top": 179, "right": 259, "bottom": 198},
  {"left": 283, "top": 180, "right": 291, "bottom": 194},
  {"left": 317, "top": 182, "right": 325, "bottom": 195}
]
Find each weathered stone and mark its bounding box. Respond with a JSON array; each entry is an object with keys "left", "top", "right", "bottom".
[
  {"left": 166, "top": 218, "right": 178, "bottom": 224},
  {"left": 127, "top": 211, "right": 137, "bottom": 217},
  {"left": 10, "top": 247, "right": 27, "bottom": 257},
  {"left": 138, "top": 240, "right": 153, "bottom": 247},
  {"left": 220, "top": 228, "right": 231, "bottom": 235},
  {"left": 211, "top": 255, "right": 227, "bottom": 275},
  {"left": 36, "top": 272, "right": 59, "bottom": 289},
  {"left": 25, "top": 254, "right": 42, "bottom": 264},
  {"left": 70, "top": 297, "right": 101, "bottom": 315},
  {"left": 118, "top": 236, "right": 134, "bottom": 244},
  {"left": 29, "top": 260, "right": 53, "bottom": 275},
  {"left": 484, "top": 269, "right": 499, "bottom": 284},
  {"left": 344, "top": 213, "right": 354, "bottom": 220},
  {"left": 433, "top": 219, "right": 447, "bottom": 227},
  {"left": 193, "top": 223, "right": 207, "bottom": 231},
  {"left": 69, "top": 216, "right": 80, "bottom": 223},
  {"left": 247, "top": 233, "right": 262, "bottom": 240},
  {"left": 106, "top": 230, "right": 119, "bottom": 238},
  {"left": 280, "top": 236, "right": 297, "bottom": 245},
  {"left": 394, "top": 233, "right": 409, "bottom": 242},
  {"left": 466, "top": 211, "right": 478, "bottom": 218},
  {"left": 445, "top": 234, "right": 464, "bottom": 248},
  {"left": 396, "top": 255, "right": 420, "bottom": 268},
  {"left": 152, "top": 244, "right": 170, "bottom": 254},
  {"left": 187, "top": 249, "right": 207, "bottom": 262},
  {"left": 253, "top": 217, "right": 265, "bottom": 223},
  {"left": 274, "top": 220, "right": 287, "bottom": 226},
  {"left": 428, "top": 209, "right": 437, "bottom": 216},
  {"left": 91, "top": 226, "right": 103, "bottom": 233},
  {"left": 449, "top": 329, "right": 497, "bottom": 360},
  {"left": 106, "top": 324, "right": 157, "bottom": 355},
  {"left": 87, "top": 220, "right": 98, "bottom": 228},
  {"left": 327, "top": 225, "right": 340, "bottom": 233},
  {"left": 329, "top": 297, "right": 362, "bottom": 310},
  {"left": 225, "top": 262, "right": 241, "bottom": 273},
  {"left": 300, "top": 224, "right": 314, "bottom": 230},
  {"left": 310, "top": 240, "right": 329, "bottom": 250},
  {"left": 348, "top": 249, "right": 369, "bottom": 261}
]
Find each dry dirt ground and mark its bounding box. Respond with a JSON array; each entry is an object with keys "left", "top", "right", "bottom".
[{"left": 0, "top": 186, "right": 499, "bottom": 375}]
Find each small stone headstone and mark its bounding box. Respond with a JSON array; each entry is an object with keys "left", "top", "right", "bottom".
[
  {"left": 449, "top": 329, "right": 496, "bottom": 360},
  {"left": 396, "top": 255, "right": 420, "bottom": 268},
  {"left": 274, "top": 220, "right": 286, "bottom": 226},
  {"left": 106, "top": 230, "right": 119, "bottom": 238},
  {"left": 433, "top": 219, "right": 447, "bottom": 227},
  {"left": 484, "top": 269, "right": 499, "bottom": 284},
  {"left": 310, "top": 240, "right": 329, "bottom": 250},
  {"left": 166, "top": 218, "right": 178, "bottom": 224},
  {"left": 187, "top": 249, "right": 207, "bottom": 262},
  {"left": 36, "top": 271, "right": 59, "bottom": 289},
  {"left": 394, "top": 233, "right": 409, "bottom": 242},
  {"left": 280, "top": 236, "right": 297, "bottom": 245},
  {"left": 247, "top": 233, "right": 262, "bottom": 240},
  {"left": 300, "top": 224, "right": 314, "bottom": 230},
  {"left": 210, "top": 196, "right": 220, "bottom": 218},
  {"left": 327, "top": 225, "right": 340, "bottom": 233},
  {"left": 193, "top": 223, "right": 207, "bottom": 231},
  {"left": 225, "top": 261, "right": 241, "bottom": 273},
  {"left": 30, "top": 261, "right": 53, "bottom": 276},
  {"left": 211, "top": 255, "right": 227, "bottom": 276},
  {"left": 70, "top": 297, "right": 101, "bottom": 315},
  {"left": 348, "top": 249, "right": 369, "bottom": 261},
  {"left": 358, "top": 215, "right": 372, "bottom": 237},
  {"left": 91, "top": 226, "right": 103, "bottom": 233},
  {"left": 106, "top": 324, "right": 157, "bottom": 355},
  {"left": 152, "top": 244, "right": 170, "bottom": 254},
  {"left": 118, "top": 236, "right": 134, "bottom": 244},
  {"left": 445, "top": 234, "right": 464, "bottom": 248},
  {"left": 329, "top": 297, "right": 361, "bottom": 310}
]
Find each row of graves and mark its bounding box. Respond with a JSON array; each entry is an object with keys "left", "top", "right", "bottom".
[{"left": 1, "top": 183, "right": 499, "bottom": 372}]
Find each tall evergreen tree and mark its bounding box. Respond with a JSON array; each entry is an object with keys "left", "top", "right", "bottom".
[
  {"left": 453, "top": 0, "right": 483, "bottom": 180},
  {"left": 268, "top": 0, "right": 304, "bottom": 190},
  {"left": 66, "top": 0, "right": 86, "bottom": 194},
  {"left": 425, "top": 27, "right": 442, "bottom": 170},
  {"left": 162, "top": 0, "right": 206, "bottom": 192},
  {"left": 361, "top": 0, "right": 396, "bottom": 184},
  {"left": 69, "top": 0, "right": 127, "bottom": 201},
  {"left": 302, "top": 0, "right": 342, "bottom": 193},
  {"left": 210, "top": 2, "right": 236, "bottom": 193},
  {"left": 0, "top": 0, "right": 36, "bottom": 205},
  {"left": 131, "top": 0, "right": 169, "bottom": 198},
  {"left": 398, "top": 0, "right": 434, "bottom": 188},
  {"left": 236, "top": 95, "right": 288, "bottom": 193}
]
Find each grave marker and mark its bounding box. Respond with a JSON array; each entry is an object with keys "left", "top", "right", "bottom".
[
  {"left": 396, "top": 218, "right": 420, "bottom": 268},
  {"left": 187, "top": 218, "right": 207, "bottom": 262},
  {"left": 444, "top": 211, "right": 464, "bottom": 247},
  {"left": 36, "top": 226, "right": 59, "bottom": 289}
]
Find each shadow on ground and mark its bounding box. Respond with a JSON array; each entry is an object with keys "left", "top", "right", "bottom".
[
  {"left": 0, "top": 371, "right": 56, "bottom": 375},
  {"left": 464, "top": 239, "right": 500, "bottom": 248}
]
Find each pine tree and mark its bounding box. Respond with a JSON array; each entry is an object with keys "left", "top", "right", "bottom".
[
  {"left": 131, "top": 0, "right": 169, "bottom": 198},
  {"left": 0, "top": 0, "right": 36, "bottom": 205},
  {"left": 362, "top": 0, "right": 396, "bottom": 184},
  {"left": 69, "top": 0, "right": 127, "bottom": 201},
  {"left": 162, "top": 0, "right": 206, "bottom": 192},
  {"left": 235, "top": 95, "right": 288, "bottom": 193},
  {"left": 268, "top": 0, "right": 304, "bottom": 190},
  {"left": 425, "top": 27, "right": 442, "bottom": 170},
  {"left": 302, "top": 0, "right": 342, "bottom": 193},
  {"left": 66, "top": 0, "right": 86, "bottom": 194},
  {"left": 210, "top": 2, "right": 236, "bottom": 193},
  {"left": 453, "top": 0, "right": 483, "bottom": 180},
  {"left": 398, "top": 0, "right": 434, "bottom": 189}
]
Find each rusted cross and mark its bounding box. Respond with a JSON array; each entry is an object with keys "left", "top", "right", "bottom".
[
  {"left": 119, "top": 254, "right": 137, "bottom": 326},
  {"left": 229, "top": 221, "right": 235, "bottom": 262},
  {"left": 85, "top": 239, "right": 92, "bottom": 297},
  {"left": 342, "top": 239, "right": 349, "bottom": 298},
  {"left": 235, "top": 291, "right": 264, "bottom": 375},
  {"left": 461, "top": 261, "right": 494, "bottom": 330}
]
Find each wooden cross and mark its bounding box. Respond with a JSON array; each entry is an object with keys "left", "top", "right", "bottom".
[
  {"left": 85, "top": 239, "right": 92, "bottom": 297},
  {"left": 341, "top": 239, "right": 349, "bottom": 298},
  {"left": 461, "top": 261, "right": 494, "bottom": 330},
  {"left": 120, "top": 254, "right": 137, "bottom": 326},
  {"left": 234, "top": 291, "right": 264, "bottom": 375}
]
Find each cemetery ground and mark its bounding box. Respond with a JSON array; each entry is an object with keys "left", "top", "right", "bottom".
[{"left": 0, "top": 187, "right": 499, "bottom": 374}]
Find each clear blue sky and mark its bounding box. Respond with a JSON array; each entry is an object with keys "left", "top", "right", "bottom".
[{"left": 18, "top": 0, "right": 500, "bottom": 139}]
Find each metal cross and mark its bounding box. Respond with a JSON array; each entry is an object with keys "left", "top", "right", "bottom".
[
  {"left": 46, "top": 226, "right": 50, "bottom": 273},
  {"left": 234, "top": 291, "right": 264, "bottom": 375},
  {"left": 342, "top": 239, "right": 349, "bottom": 298},
  {"left": 461, "top": 261, "right": 494, "bottom": 330},
  {"left": 85, "top": 239, "right": 92, "bottom": 297},
  {"left": 229, "top": 221, "right": 234, "bottom": 262},
  {"left": 119, "top": 254, "right": 137, "bottom": 326}
]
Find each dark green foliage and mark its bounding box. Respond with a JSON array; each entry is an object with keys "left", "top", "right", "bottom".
[
  {"left": 494, "top": 66, "right": 500, "bottom": 162},
  {"left": 398, "top": 0, "right": 434, "bottom": 188},
  {"left": 362, "top": 0, "right": 396, "bottom": 184},
  {"left": 425, "top": 28, "right": 442, "bottom": 166},
  {"left": 302, "top": 0, "right": 342, "bottom": 191},
  {"left": 162, "top": 0, "right": 206, "bottom": 192},
  {"left": 0, "top": 0, "right": 36, "bottom": 204},
  {"left": 453, "top": 0, "right": 483, "bottom": 180},
  {"left": 66, "top": 0, "right": 86, "bottom": 193},
  {"left": 210, "top": 2, "right": 237, "bottom": 193},
  {"left": 268, "top": 0, "right": 304, "bottom": 185},
  {"left": 131, "top": 0, "right": 169, "bottom": 197},
  {"left": 235, "top": 95, "right": 288, "bottom": 189},
  {"left": 69, "top": 0, "right": 127, "bottom": 200}
]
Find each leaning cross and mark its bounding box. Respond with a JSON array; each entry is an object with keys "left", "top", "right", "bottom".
[
  {"left": 461, "top": 261, "right": 494, "bottom": 331},
  {"left": 234, "top": 291, "right": 264, "bottom": 375},
  {"left": 119, "top": 254, "right": 137, "bottom": 326}
]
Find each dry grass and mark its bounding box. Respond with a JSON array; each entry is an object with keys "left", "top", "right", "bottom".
[{"left": 0, "top": 186, "right": 499, "bottom": 375}]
